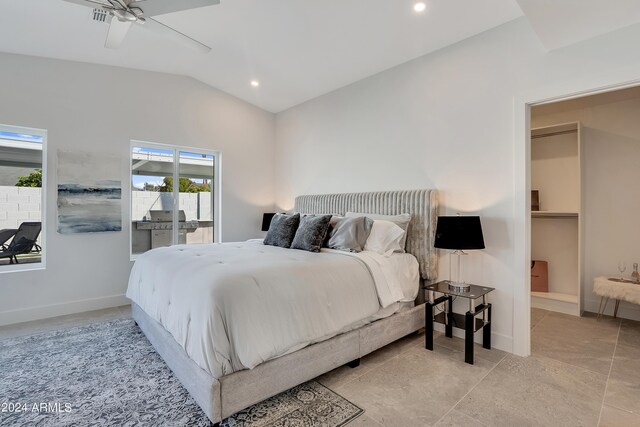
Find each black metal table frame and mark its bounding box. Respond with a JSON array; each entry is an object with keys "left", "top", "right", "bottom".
[{"left": 424, "top": 288, "right": 492, "bottom": 365}]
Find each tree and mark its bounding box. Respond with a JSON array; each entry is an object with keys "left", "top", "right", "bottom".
[
  {"left": 159, "top": 177, "right": 210, "bottom": 193},
  {"left": 15, "top": 169, "right": 42, "bottom": 188}
]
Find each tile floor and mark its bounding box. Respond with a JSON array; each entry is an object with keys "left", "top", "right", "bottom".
[{"left": 1, "top": 306, "right": 638, "bottom": 426}]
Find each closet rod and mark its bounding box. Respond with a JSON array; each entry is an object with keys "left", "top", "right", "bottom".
[{"left": 531, "top": 129, "right": 577, "bottom": 139}]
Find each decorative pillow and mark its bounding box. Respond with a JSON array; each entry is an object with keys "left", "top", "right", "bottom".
[
  {"left": 364, "top": 220, "right": 405, "bottom": 256},
  {"left": 291, "top": 215, "right": 333, "bottom": 252},
  {"left": 326, "top": 216, "right": 374, "bottom": 252},
  {"left": 264, "top": 213, "right": 300, "bottom": 248},
  {"left": 345, "top": 212, "right": 411, "bottom": 252}
]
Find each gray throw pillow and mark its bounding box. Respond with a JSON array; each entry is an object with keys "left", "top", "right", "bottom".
[
  {"left": 264, "top": 213, "right": 300, "bottom": 248},
  {"left": 291, "top": 215, "right": 332, "bottom": 252},
  {"left": 323, "top": 215, "right": 342, "bottom": 246},
  {"left": 326, "top": 216, "right": 374, "bottom": 252},
  {"left": 345, "top": 212, "right": 411, "bottom": 252}
]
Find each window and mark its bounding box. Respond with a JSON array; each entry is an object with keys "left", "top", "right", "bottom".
[
  {"left": 0, "top": 124, "right": 47, "bottom": 271},
  {"left": 130, "top": 142, "right": 220, "bottom": 258}
]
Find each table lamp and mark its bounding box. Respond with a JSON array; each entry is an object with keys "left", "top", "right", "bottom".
[
  {"left": 434, "top": 215, "right": 485, "bottom": 292},
  {"left": 261, "top": 213, "right": 276, "bottom": 232}
]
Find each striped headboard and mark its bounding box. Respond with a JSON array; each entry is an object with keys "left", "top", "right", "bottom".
[{"left": 294, "top": 189, "right": 438, "bottom": 281}]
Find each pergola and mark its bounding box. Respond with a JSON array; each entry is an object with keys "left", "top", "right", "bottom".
[
  {"left": 0, "top": 137, "right": 42, "bottom": 169},
  {"left": 131, "top": 151, "right": 214, "bottom": 181}
]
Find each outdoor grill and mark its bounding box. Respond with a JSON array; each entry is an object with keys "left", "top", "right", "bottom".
[{"left": 136, "top": 210, "right": 199, "bottom": 249}]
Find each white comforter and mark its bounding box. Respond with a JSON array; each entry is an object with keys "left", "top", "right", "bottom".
[{"left": 126, "top": 241, "right": 417, "bottom": 378}]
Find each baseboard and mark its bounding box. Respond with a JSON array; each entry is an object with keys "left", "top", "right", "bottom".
[
  {"left": 531, "top": 294, "right": 579, "bottom": 316},
  {"left": 0, "top": 294, "right": 129, "bottom": 326},
  {"left": 433, "top": 323, "right": 513, "bottom": 354}
]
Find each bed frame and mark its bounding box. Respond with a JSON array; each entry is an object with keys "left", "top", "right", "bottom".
[{"left": 132, "top": 189, "right": 438, "bottom": 425}]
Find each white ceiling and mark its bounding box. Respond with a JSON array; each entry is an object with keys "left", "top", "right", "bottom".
[
  {"left": 0, "top": 0, "right": 524, "bottom": 112},
  {"left": 517, "top": 0, "right": 640, "bottom": 50},
  {"left": 3, "top": 1, "right": 638, "bottom": 112}
]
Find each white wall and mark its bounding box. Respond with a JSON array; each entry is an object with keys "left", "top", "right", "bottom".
[
  {"left": 1, "top": 187, "right": 212, "bottom": 227},
  {"left": 531, "top": 218, "right": 579, "bottom": 296},
  {"left": 0, "top": 186, "right": 41, "bottom": 229},
  {"left": 131, "top": 191, "right": 212, "bottom": 221},
  {"left": 0, "top": 53, "right": 276, "bottom": 325},
  {"left": 274, "top": 18, "right": 640, "bottom": 352},
  {"left": 531, "top": 132, "right": 580, "bottom": 212},
  {"left": 533, "top": 96, "right": 640, "bottom": 321}
]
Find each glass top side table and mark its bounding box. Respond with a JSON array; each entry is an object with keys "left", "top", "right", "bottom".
[{"left": 423, "top": 280, "right": 495, "bottom": 365}]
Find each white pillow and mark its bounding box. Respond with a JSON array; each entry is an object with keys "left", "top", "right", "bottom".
[{"left": 364, "top": 220, "right": 405, "bottom": 256}]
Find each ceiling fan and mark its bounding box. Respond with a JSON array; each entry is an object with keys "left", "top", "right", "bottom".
[{"left": 63, "top": 0, "right": 219, "bottom": 52}]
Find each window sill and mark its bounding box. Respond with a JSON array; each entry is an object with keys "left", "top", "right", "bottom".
[{"left": 0, "top": 263, "right": 45, "bottom": 274}]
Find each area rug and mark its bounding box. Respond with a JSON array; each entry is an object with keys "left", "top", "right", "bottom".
[{"left": 0, "top": 319, "right": 363, "bottom": 427}]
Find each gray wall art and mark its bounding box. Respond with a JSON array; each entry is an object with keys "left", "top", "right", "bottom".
[{"left": 57, "top": 150, "right": 122, "bottom": 234}]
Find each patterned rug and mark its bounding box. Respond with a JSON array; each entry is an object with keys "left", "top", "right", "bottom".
[{"left": 0, "top": 319, "right": 363, "bottom": 427}]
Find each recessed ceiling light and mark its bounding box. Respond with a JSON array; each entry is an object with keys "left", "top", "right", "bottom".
[
  {"left": 414, "top": 2, "right": 426, "bottom": 12},
  {"left": 250, "top": 80, "right": 260, "bottom": 87}
]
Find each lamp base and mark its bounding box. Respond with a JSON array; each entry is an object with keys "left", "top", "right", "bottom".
[{"left": 447, "top": 281, "right": 471, "bottom": 292}]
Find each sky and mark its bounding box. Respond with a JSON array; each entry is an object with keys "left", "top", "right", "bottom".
[
  {"left": 0, "top": 130, "right": 43, "bottom": 144},
  {"left": 132, "top": 176, "right": 163, "bottom": 189}
]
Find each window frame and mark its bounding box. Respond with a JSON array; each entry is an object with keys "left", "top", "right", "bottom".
[
  {"left": 129, "top": 140, "right": 222, "bottom": 261},
  {"left": 0, "top": 123, "right": 47, "bottom": 274}
]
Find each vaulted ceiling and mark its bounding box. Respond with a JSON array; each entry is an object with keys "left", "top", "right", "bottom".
[
  {"left": 1, "top": 0, "right": 639, "bottom": 113},
  {"left": 516, "top": 0, "right": 640, "bottom": 50},
  {"left": 0, "top": 0, "right": 522, "bottom": 112}
]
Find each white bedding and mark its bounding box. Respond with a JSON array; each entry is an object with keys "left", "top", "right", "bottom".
[{"left": 126, "top": 241, "right": 419, "bottom": 378}]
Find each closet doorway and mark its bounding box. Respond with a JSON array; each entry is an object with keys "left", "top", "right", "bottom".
[{"left": 529, "top": 86, "right": 640, "bottom": 322}]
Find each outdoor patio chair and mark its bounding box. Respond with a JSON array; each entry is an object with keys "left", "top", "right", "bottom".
[
  {"left": 0, "top": 222, "right": 41, "bottom": 264},
  {"left": 0, "top": 228, "right": 17, "bottom": 251}
]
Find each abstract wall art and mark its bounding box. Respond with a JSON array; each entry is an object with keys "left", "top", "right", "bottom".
[{"left": 57, "top": 150, "right": 122, "bottom": 234}]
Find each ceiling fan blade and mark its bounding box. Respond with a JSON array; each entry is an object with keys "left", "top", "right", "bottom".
[
  {"left": 63, "top": 0, "right": 114, "bottom": 9},
  {"left": 105, "top": 18, "right": 133, "bottom": 49},
  {"left": 146, "top": 18, "right": 211, "bottom": 53},
  {"left": 107, "top": 0, "right": 129, "bottom": 9},
  {"left": 129, "top": 0, "right": 219, "bottom": 17}
]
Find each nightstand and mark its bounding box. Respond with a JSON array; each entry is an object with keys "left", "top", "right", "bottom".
[{"left": 423, "top": 280, "right": 494, "bottom": 365}]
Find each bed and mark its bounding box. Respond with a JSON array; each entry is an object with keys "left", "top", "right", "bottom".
[{"left": 128, "top": 189, "right": 438, "bottom": 425}]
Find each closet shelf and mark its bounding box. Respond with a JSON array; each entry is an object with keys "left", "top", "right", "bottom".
[
  {"left": 531, "top": 291, "right": 578, "bottom": 303},
  {"left": 531, "top": 292, "right": 580, "bottom": 316},
  {"left": 531, "top": 122, "right": 579, "bottom": 139},
  {"left": 531, "top": 211, "right": 578, "bottom": 218}
]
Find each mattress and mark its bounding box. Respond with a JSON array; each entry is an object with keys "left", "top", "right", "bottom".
[{"left": 126, "top": 241, "right": 419, "bottom": 378}]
